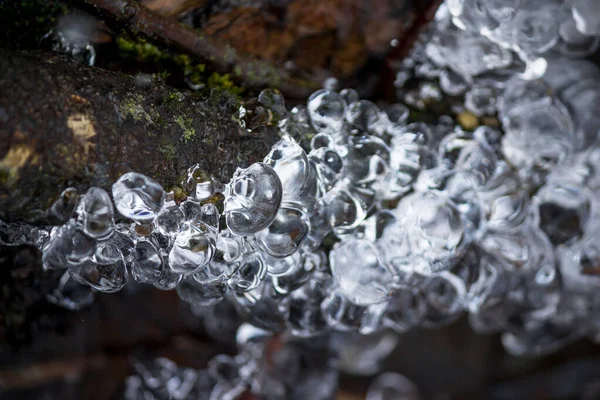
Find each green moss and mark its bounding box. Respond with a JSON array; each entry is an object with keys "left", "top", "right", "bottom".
[
  {"left": 116, "top": 36, "right": 243, "bottom": 98},
  {"left": 175, "top": 115, "right": 196, "bottom": 142},
  {"left": 207, "top": 73, "right": 244, "bottom": 97},
  {"left": 121, "top": 93, "right": 160, "bottom": 124},
  {"left": 164, "top": 91, "right": 184, "bottom": 108},
  {"left": 158, "top": 139, "right": 177, "bottom": 161},
  {"left": 117, "top": 37, "right": 165, "bottom": 63}
]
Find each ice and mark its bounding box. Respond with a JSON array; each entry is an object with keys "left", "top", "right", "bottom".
[
  {"left": 131, "top": 240, "right": 164, "bottom": 284},
  {"left": 113, "top": 172, "right": 165, "bottom": 223},
  {"left": 78, "top": 187, "right": 114, "bottom": 239},
  {"left": 224, "top": 163, "right": 283, "bottom": 236},
  {"left": 366, "top": 372, "right": 421, "bottom": 400},
  {"left": 255, "top": 206, "right": 309, "bottom": 258},
  {"left": 69, "top": 258, "right": 128, "bottom": 293},
  {"left": 330, "top": 239, "right": 392, "bottom": 306},
  {"left": 307, "top": 89, "right": 346, "bottom": 136},
  {"left": 176, "top": 275, "right": 226, "bottom": 306}
]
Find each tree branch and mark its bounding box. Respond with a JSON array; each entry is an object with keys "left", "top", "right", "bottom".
[{"left": 64, "top": 0, "right": 321, "bottom": 98}]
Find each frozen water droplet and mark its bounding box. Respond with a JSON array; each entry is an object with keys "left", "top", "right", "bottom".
[
  {"left": 307, "top": 89, "right": 346, "bottom": 136},
  {"left": 258, "top": 88, "right": 287, "bottom": 123},
  {"left": 345, "top": 100, "right": 389, "bottom": 137},
  {"left": 228, "top": 253, "right": 266, "bottom": 292},
  {"left": 255, "top": 207, "right": 310, "bottom": 258},
  {"left": 264, "top": 250, "right": 303, "bottom": 277},
  {"left": 169, "top": 226, "right": 216, "bottom": 275},
  {"left": 224, "top": 163, "right": 282, "bottom": 236},
  {"left": 366, "top": 372, "right": 421, "bottom": 400},
  {"left": 48, "top": 187, "right": 79, "bottom": 223},
  {"left": 69, "top": 258, "right": 128, "bottom": 293},
  {"left": 42, "top": 222, "right": 96, "bottom": 270},
  {"left": 156, "top": 204, "right": 185, "bottom": 236},
  {"left": 534, "top": 182, "right": 591, "bottom": 245},
  {"left": 177, "top": 275, "right": 225, "bottom": 306},
  {"left": 309, "top": 147, "right": 344, "bottom": 192},
  {"left": 113, "top": 172, "right": 165, "bottom": 223},
  {"left": 330, "top": 239, "right": 392, "bottom": 306},
  {"left": 572, "top": 0, "right": 600, "bottom": 36},
  {"left": 383, "top": 286, "right": 427, "bottom": 333},
  {"left": 501, "top": 96, "right": 574, "bottom": 185},
  {"left": 397, "top": 191, "right": 469, "bottom": 274},
  {"left": 131, "top": 240, "right": 163, "bottom": 284},
  {"left": 78, "top": 187, "right": 114, "bottom": 239},
  {"left": 264, "top": 137, "right": 318, "bottom": 209},
  {"left": 47, "top": 271, "right": 95, "bottom": 311}
]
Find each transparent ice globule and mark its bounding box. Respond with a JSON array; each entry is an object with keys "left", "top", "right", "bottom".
[
  {"left": 263, "top": 136, "right": 318, "bottom": 210},
  {"left": 330, "top": 239, "right": 393, "bottom": 306},
  {"left": 224, "top": 163, "right": 283, "bottom": 237},
  {"left": 77, "top": 187, "right": 115, "bottom": 239},
  {"left": 112, "top": 172, "right": 166, "bottom": 223},
  {"left": 169, "top": 203, "right": 219, "bottom": 275},
  {"left": 396, "top": 191, "right": 470, "bottom": 275}
]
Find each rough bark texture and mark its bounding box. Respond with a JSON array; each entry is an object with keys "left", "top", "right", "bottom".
[{"left": 0, "top": 50, "right": 280, "bottom": 222}]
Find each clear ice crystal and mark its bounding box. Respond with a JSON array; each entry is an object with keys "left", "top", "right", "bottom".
[
  {"left": 255, "top": 206, "right": 309, "bottom": 258},
  {"left": 113, "top": 172, "right": 166, "bottom": 223},
  {"left": 224, "top": 163, "right": 283, "bottom": 236},
  {"left": 78, "top": 187, "right": 114, "bottom": 239},
  {"left": 330, "top": 239, "right": 392, "bottom": 306}
]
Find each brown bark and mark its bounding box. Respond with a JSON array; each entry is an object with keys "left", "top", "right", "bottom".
[{"left": 0, "top": 50, "right": 280, "bottom": 222}]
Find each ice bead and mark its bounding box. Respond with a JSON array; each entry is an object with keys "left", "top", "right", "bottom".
[
  {"left": 426, "top": 29, "right": 512, "bottom": 81},
  {"left": 330, "top": 239, "right": 392, "bottom": 306},
  {"left": 345, "top": 135, "right": 391, "bottom": 189},
  {"left": 47, "top": 271, "right": 95, "bottom": 311},
  {"left": 572, "top": 0, "right": 600, "bottom": 36},
  {"left": 224, "top": 163, "right": 282, "bottom": 236},
  {"left": 319, "top": 183, "right": 371, "bottom": 236},
  {"left": 69, "top": 258, "right": 128, "bottom": 293},
  {"left": 258, "top": 88, "right": 288, "bottom": 123},
  {"left": 131, "top": 240, "right": 163, "bottom": 284},
  {"left": 169, "top": 225, "right": 216, "bottom": 275},
  {"left": 396, "top": 192, "right": 468, "bottom": 274},
  {"left": 255, "top": 206, "right": 309, "bottom": 258},
  {"left": 366, "top": 372, "right": 421, "bottom": 400},
  {"left": 264, "top": 250, "right": 303, "bottom": 277},
  {"left": 263, "top": 137, "right": 318, "bottom": 209},
  {"left": 307, "top": 89, "right": 346, "bottom": 136},
  {"left": 153, "top": 267, "right": 182, "bottom": 291},
  {"left": 156, "top": 204, "right": 185, "bottom": 236},
  {"left": 113, "top": 172, "right": 165, "bottom": 223},
  {"left": 562, "top": 81, "right": 600, "bottom": 151},
  {"left": 533, "top": 181, "right": 592, "bottom": 245},
  {"left": 227, "top": 252, "right": 266, "bottom": 292},
  {"left": 321, "top": 292, "right": 367, "bottom": 331},
  {"left": 48, "top": 187, "right": 79, "bottom": 223},
  {"left": 511, "top": 6, "right": 560, "bottom": 56},
  {"left": 345, "top": 100, "right": 390, "bottom": 137},
  {"left": 385, "top": 129, "right": 436, "bottom": 199},
  {"left": 283, "top": 273, "right": 331, "bottom": 337},
  {"left": 383, "top": 286, "right": 427, "bottom": 333},
  {"left": 480, "top": 222, "right": 556, "bottom": 275},
  {"left": 501, "top": 101, "right": 574, "bottom": 185},
  {"left": 308, "top": 147, "right": 344, "bottom": 193},
  {"left": 176, "top": 275, "right": 225, "bottom": 306},
  {"left": 42, "top": 222, "right": 96, "bottom": 270},
  {"left": 77, "top": 187, "right": 114, "bottom": 239}
]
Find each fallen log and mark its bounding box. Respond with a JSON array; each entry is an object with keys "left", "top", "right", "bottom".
[{"left": 0, "top": 50, "right": 280, "bottom": 222}]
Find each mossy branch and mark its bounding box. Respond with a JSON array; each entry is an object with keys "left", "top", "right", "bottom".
[{"left": 63, "top": 0, "right": 321, "bottom": 98}]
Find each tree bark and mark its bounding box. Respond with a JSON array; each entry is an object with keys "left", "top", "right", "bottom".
[{"left": 0, "top": 50, "right": 280, "bottom": 222}]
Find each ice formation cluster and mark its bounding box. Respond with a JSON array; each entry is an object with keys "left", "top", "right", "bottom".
[{"left": 4, "top": 0, "right": 600, "bottom": 398}]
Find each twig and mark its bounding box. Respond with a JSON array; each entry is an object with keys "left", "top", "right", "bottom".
[{"left": 64, "top": 0, "right": 321, "bottom": 98}]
